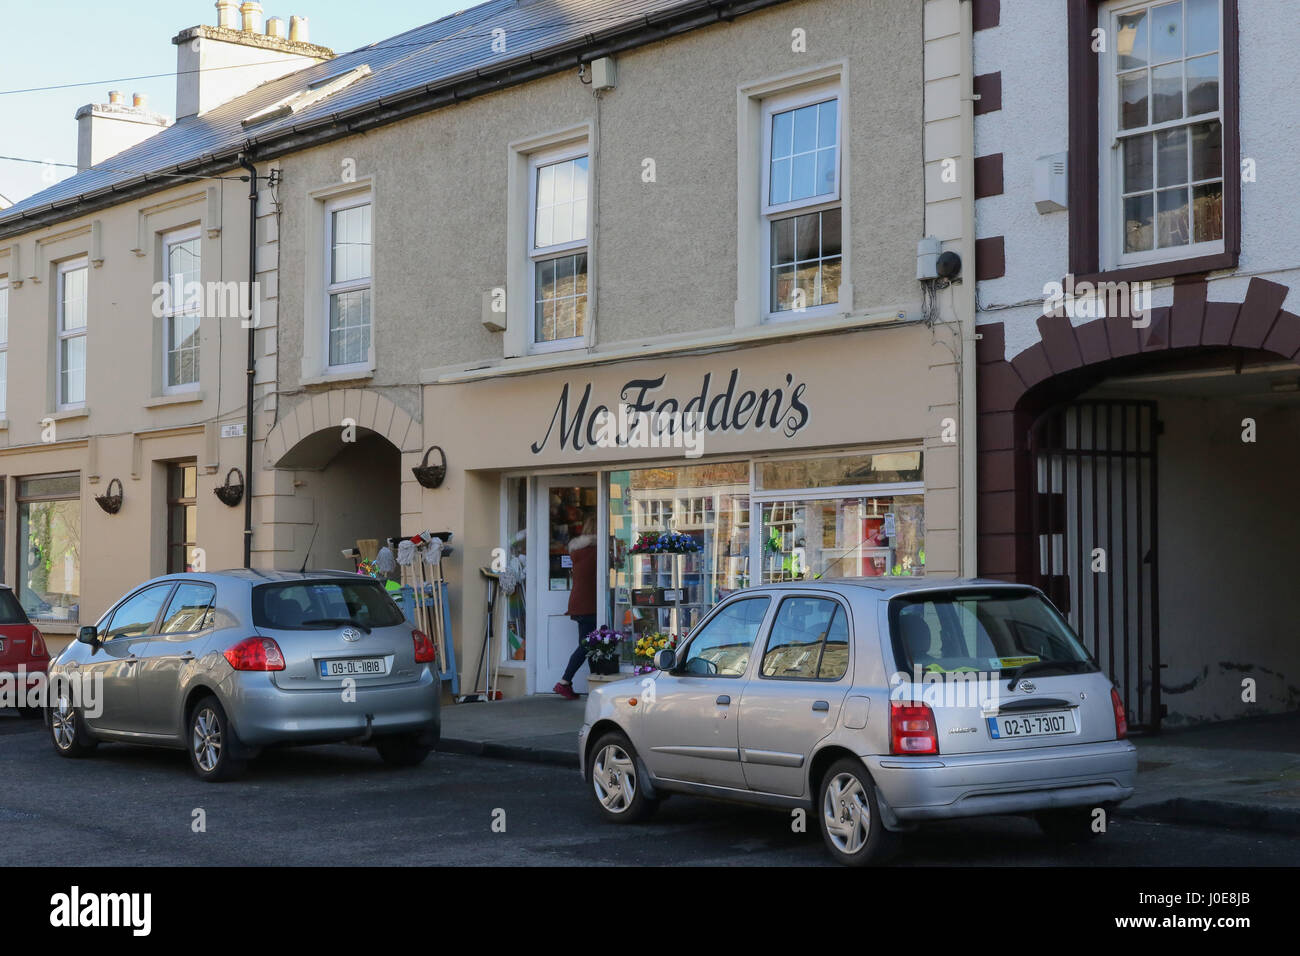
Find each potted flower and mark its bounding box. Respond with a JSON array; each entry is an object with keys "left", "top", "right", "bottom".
[
  {"left": 583, "top": 625, "right": 623, "bottom": 675},
  {"left": 633, "top": 632, "right": 678, "bottom": 675},
  {"left": 629, "top": 530, "right": 701, "bottom": 555}
]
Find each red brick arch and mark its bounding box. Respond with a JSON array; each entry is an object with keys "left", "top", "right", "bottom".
[{"left": 976, "top": 276, "right": 1300, "bottom": 581}]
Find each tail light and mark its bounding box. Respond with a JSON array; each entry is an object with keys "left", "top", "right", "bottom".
[
  {"left": 224, "top": 637, "right": 286, "bottom": 671},
  {"left": 412, "top": 629, "right": 437, "bottom": 664},
  {"left": 890, "top": 701, "right": 939, "bottom": 755},
  {"left": 29, "top": 628, "right": 48, "bottom": 659},
  {"left": 1110, "top": 687, "right": 1128, "bottom": 739}
]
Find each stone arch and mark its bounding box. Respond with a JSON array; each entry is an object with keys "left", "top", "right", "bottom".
[
  {"left": 263, "top": 388, "right": 423, "bottom": 468},
  {"left": 975, "top": 275, "right": 1300, "bottom": 580}
]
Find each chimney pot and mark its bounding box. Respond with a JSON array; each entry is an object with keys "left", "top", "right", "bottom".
[
  {"left": 133, "top": 93, "right": 148, "bottom": 109},
  {"left": 107, "top": 90, "right": 125, "bottom": 105},
  {"left": 266, "top": 16, "right": 287, "bottom": 39},
  {"left": 215, "top": 0, "right": 239, "bottom": 29},
  {"left": 289, "top": 15, "right": 308, "bottom": 43},
  {"left": 240, "top": 1, "right": 264, "bottom": 34}
]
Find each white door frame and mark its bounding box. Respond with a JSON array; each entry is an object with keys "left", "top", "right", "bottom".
[{"left": 530, "top": 472, "right": 601, "bottom": 694}]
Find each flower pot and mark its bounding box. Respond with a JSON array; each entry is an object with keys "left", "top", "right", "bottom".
[{"left": 587, "top": 655, "right": 620, "bottom": 676}]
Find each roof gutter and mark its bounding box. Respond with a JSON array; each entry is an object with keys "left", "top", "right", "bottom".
[{"left": 0, "top": 0, "right": 791, "bottom": 240}]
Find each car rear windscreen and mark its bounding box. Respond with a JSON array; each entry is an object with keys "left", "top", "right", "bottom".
[
  {"left": 252, "top": 579, "right": 406, "bottom": 631},
  {"left": 889, "top": 590, "right": 1096, "bottom": 676},
  {"left": 0, "top": 590, "right": 30, "bottom": 625}
]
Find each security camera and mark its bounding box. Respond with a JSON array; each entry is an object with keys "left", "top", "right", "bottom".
[{"left": 936, "top": 251, "right": 962, "bottom": 280}]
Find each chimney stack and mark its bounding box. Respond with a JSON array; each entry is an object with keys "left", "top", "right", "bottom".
[
  {"left": 76, "top": 89, "right": 170, "bottom": 171},
  {"left": 215, "top": 0, "right": 239, "bottom": 29},
  {"left": 240, "top": 2, "right": 264, "bottom": 34},
  {"left": 173, "top": 8, "right": 334, "bottom": 119}
]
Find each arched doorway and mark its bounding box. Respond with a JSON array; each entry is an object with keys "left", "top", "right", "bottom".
[{"left": 977, "top": 277, "right": 1300, "bottom": 730}]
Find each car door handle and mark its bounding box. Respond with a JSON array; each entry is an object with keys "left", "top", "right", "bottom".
[
  {"left": 715, "top": 695, "right": 731, "bottom": 706},
  {"left": 124, "top": 657, "right": 139, "bottom": 664},
  {"left": 180, "top": 652, "right": 195, "bottom": 660},
  {"left": 812, "top": 700, "right": 830, "bottom": 712}
]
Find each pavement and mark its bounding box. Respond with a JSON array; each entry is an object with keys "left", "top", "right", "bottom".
[{"left": 439, "top": 694, "right": 1300, "bottom": 835}]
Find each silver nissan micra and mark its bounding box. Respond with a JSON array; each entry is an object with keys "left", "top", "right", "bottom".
[{"left": 579, "top": 578, "right": 1137, "bottom": 865}]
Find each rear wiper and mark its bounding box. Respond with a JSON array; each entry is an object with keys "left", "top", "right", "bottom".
[
  {"left": 300, "top": 618, "right": 371, "bottom": 634},
  {"left": 1004, "top": 659, "right": 1090, "bottom": 690}
]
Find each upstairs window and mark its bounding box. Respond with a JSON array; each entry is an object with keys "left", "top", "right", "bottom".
[
  {"left": 325, "top": 195, "right": 372, "bottom": 371},
  {"left": 529, "top": 146, "right": 589, "bottom": 352},
  {"left": 163, "top": 228, "right": 201, "bottom": 392},
  {"left": 762, "top": 87, "right": 842, "bottom": 319},
  {"left": 57, "top": 260, "right": 88, "bottom": 408},
  {"left": 1104, "top": 0, "right": 1224, "bottom": 268}
]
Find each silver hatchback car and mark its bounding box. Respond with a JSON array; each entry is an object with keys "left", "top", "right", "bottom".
[
  {"left": 579, "top": 579, "right": 1137, "bottom": 865},
  {"left": 46, "top": 570, "right": 440, "bottom": 780}
]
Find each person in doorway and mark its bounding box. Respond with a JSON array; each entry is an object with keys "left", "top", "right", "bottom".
[{"left": 554, "top": 516, "right": 597, "bottom": 700}]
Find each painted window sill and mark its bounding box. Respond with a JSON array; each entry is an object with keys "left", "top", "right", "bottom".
[
  {"left": 300, "top": 368, "right": 375, "bottom": 388},
  {"left": 145, "top": 391, "right": 205, "bottom": 409},
  {"left": 0, "top": 419, "right": 9, "bottom": 431},
  {"left": 427, "top": 306, "right": 918, "bottom": 385},
  {"left": 45, "top": 407, "right": 89, "bottom": 423}
]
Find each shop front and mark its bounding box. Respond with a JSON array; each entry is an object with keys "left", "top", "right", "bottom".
[{"left": 422, "top": 324, "right": 961, "bottom": 697}]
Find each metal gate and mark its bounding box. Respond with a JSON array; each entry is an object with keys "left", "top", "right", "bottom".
[{"left": 1028, "top": 400, "right": 1161, "bottom": 731}]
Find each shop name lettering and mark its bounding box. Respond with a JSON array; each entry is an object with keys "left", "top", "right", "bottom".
[{"left": 530, "top": 371, "right": 811, "bottom": 454}]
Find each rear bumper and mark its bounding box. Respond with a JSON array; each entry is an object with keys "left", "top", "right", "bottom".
[
  {"left": 223, "top": 668, "right": 441, "bottom": 747},
  {"left": 865, "top": 739, "right": 1137, "bottom": 821}
]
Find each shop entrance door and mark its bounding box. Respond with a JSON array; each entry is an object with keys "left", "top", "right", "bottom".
[{"left": 534, "top": 475, "right": 600, "bottom": 694}]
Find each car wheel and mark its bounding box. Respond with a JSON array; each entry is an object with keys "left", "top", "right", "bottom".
[
  {"left": 376, "top": 734, "right": 432, "bottom": 767},
  {"left": 1035, "top": 806, "right": 1103, "bottom": 843},
  {"left": 587, "top": 731, "right": 658, "bottom": 823},
  {"left": 188, "top": 695, "right": 248, "bottom": 782},
  {"left": 48, "top": 695, "right": 97, "bottom": 758},
  {"left": 817, "top": 758, "right": 899, "bottom": 866}
]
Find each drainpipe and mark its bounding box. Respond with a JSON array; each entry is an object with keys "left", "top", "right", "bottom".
[
  {"left": 238, "top": 153, "right": 258, "bottom": 569},
  {"left": 958, "top": 0, "right": 979, "bottom": 578}
]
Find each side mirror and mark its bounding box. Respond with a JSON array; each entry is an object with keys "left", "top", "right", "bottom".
[
  {"left": 77, "top": 626, "right": 99, "bottom": 648},
  {"left": 654, "top": 648, "right": 676, "bottom": 671}
]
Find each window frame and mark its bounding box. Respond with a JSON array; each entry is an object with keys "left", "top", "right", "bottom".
[
  {"left": 56, "top": 258, "right": 89, "bottom": 410},
  {"left": 166, "top": 461, "right": 198, "bottom": 575},
  {"left": 158, "top": 581, "right": 217, "bottom": 635},
  {"left": 17, "top": 472, "right": 82, "bottom": 625},
  {"left": 1099, "top": 0, "right": 1227, "bottom": 271},
  {"left": 527, "top": 142, "right": 591, "bottom": 355},
  {"left": 1067, "top": 0, "right": 1239, "bottom": 285},
  {"left": 101, "top": 583, "right": 175, "bottom": 642},
  {"left": 322, "top": 192, "right": 373, "bottom": 375},
  {"left": 757, "top": 592, "right": 853, "bottom": 682},
  {"left": 759, "top": 81, "right": 845, "bottom": 324},
  {"left": 161, "top": 226, "right": 202, "bottom": 394}
]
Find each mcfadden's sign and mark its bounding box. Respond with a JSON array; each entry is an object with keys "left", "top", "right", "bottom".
[{"left": 529, "top": 369, "right": 811, "bottom": 455}]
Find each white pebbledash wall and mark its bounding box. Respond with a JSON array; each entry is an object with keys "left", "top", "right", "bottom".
[{"left": 974, "top": 0, "right": 1300, "bottom": 359}]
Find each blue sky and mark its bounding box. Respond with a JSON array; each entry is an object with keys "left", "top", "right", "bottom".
[{"left": 0, "top": 1, "right": 468, "bottom": 204}]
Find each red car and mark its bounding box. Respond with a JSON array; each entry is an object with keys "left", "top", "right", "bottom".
[{"left": 0, "top": 586, "right": 50, "bottom": 718}]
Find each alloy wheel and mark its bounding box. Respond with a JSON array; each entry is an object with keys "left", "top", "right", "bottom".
[
  {"left": 51, "top": 698, "right": 76, "bottom": 751},
  {"left": 592, "top": 743, "right": 637, "bottom": 813},
  {"left": 192, "top": 707, "right": 222, "bottom": 773},
  {"left": 822, "top": 771, "right": 871, "bottom": 854}
]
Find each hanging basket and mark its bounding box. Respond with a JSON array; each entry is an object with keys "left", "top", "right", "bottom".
[
  {"left": 412, "top": 446, "right": 447, "bottom": 489},
  {"left": 215, "top": 467, "right": 245, "bottom": 507},
  {"left": 94, "top": 478, "right": 124, "bottom": 515}
]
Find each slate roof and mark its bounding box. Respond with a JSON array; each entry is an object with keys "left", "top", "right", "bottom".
[{"left": 1, "top": 0, "right": 775, "bottom": 231}]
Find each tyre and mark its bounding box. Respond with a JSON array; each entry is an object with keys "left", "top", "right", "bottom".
[
  {"left": 48, "top": 694, "right": 98, "bottom": 758},
  {"left": 817, "top": 757, "right": 899, "bottom": 866},
  {"left": 187, "top": 695, "right": 248, "bottom": 782},
  {"left": 587, "top": 731, "right": 658, "bottom": 823},
  {"left": 376, "top": 734, "right": 432, "bottom": 767},
  {"left": 1035, "top": 806, "right": 1104, "bottom": 843}
]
